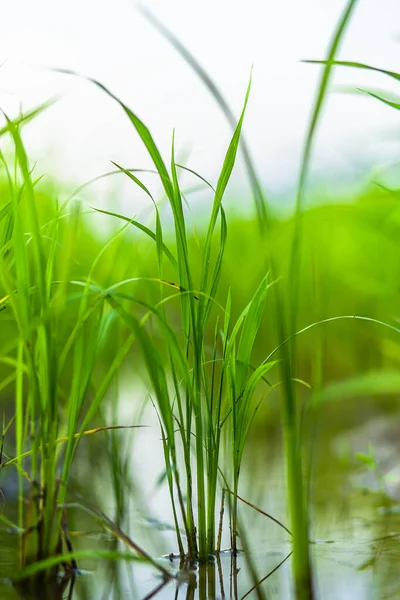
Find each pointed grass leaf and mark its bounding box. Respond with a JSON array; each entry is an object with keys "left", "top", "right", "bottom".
[
  {"left": 235, "top": 274, "right": 270, "bottom": 394},
  {"left": 93, "top": 207, "right": 177, "bottom": 269},
  {"left": 243, "top": 361, "right": 279, "bottom": 405},
  {"left": 209, "top": 73, "right": 252, "bottom": 233},
  {"left": 55, "top": 68, "right": 175, "bottom": 201},
  {"left": 176, "top": 164, "right": 216, "bottom": 193},
  {"left": 202, "top": 206, "right": 228, "bottom": 327},
  {"left": 66, "top": 167, "right": 158, "bottom": 203},
  {"left": 361, "top": 90, "right": 400, "bottom": 111},
  {"left": 199, "top": 74, "right": 252, "bottom": 309},
  {"left": 170, "top": 131, "right": 192, "bottom": 296},
  {"left": 138, "top": 4, "right": 268, "bottom": 227},
  {"left": 0, "top": 99, "right": 56, "bottom": 139},
  {"left": 235, "top": 362, "right": 278, "bottom": 463},
  {"left": 303, "top": 60, "right": 400, "bottom": 83},
  {"left": 110, "top": 161, "right": 156, "bottom": 201}
]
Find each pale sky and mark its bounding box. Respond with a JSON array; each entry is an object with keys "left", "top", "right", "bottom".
[{"left": 1, "top": 1, "right": 399, "bottom": 212}]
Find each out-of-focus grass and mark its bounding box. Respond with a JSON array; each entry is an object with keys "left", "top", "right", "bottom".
[
  {"left": 92, "top": 185, "right": 399, "bottom": 383},
  {"left": 2, "top": 181, "right": 398, "bottom": 389},
  {"left": 223, "top": 190, "right": 400, "bottom": 380}
]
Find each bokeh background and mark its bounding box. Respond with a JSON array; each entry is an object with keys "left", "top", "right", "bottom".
[{"left": 1, "top": 0, "right": 399, "bottom": 210}]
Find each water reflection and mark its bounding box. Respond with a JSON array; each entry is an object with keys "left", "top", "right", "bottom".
[
  {"left": 141, "top": 550, "right": 293, "bottom": 600},
  {"left": 13, "top": 573, "right": 75, "bottom": 600},
  {"left": 1, "top": 399, "right": 399, "bottom": 599}
]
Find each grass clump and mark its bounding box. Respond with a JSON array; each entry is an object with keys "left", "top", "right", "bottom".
[
  {"left": 78, "top": 70, "right": 277, "bottom": 563},
  {"left": 0, "top": 110, "right": 172, "bottom": 596}
]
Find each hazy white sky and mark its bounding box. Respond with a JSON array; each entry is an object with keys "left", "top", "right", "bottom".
[{"left": 1, "top": 1, "right": 399, "bottom": 211}]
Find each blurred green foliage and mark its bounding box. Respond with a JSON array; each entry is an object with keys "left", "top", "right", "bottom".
[{"left": 2, "top": 177, "right": 398, "bottom": 395}]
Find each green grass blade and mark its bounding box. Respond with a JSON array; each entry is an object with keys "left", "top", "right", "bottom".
[
  {"left": 55, "top": 68, "right": 175, "bottom": 201},
  {"left": 200, "top": 75, "right": 252, "bottom": 309},
  {"left": 137, "top": 4, "right": 268, "bottom": 228},
  {"left": 303, "top": 60, "right": 400, "bottom": 82},
  {"left": 361, "top": 90, "right": 400, "bottom": 110},
  {"left": 93, "top": 207, "right": 177, "bottom": 269}
]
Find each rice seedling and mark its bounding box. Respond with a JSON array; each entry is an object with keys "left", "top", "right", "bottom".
[
  {"left": 136, "top": 3, "right": 359, "bottom": 598},
  {"left": 46, "top": 62, "right": 291, "bottom": 585},
  {"left": 0, "top": 110, "right": 174, "bottom": 597}
]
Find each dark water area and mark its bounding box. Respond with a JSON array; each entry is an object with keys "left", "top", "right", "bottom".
[{"left": 0, "top": 399, "right": 399, "bottom": 600}]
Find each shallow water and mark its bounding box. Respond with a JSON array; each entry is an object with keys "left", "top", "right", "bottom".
[{"left": 0, "top": 396, "right": 399, "bottom": 599}]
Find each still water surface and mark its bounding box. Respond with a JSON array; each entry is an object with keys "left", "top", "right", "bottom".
[{"left": 0, "top": 399, "right": 399, "bottom": 599}]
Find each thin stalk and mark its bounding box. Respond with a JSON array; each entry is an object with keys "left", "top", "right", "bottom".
[
  {"left": 194, "top": 354, "right": 207, "bottom": 559},
  {"left": 206, "top": 320, "right": 220, "bottom": 555},
  {"left": 159, "top": 431, "right": 185, "bottom": 557},
  {"left": 15, "top": 340, "right": 24, "bottom": 562},
  {"left": 286, "top": 2, "right": 358, "bottom": 597}
]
